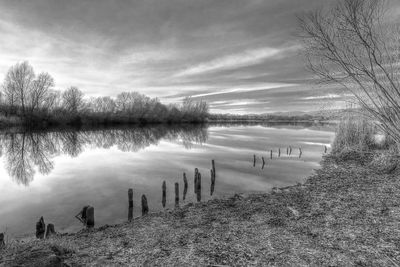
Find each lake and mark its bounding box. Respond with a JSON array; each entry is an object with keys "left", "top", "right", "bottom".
[{"left": 0, "top": 123, "right": 335, "bottom": 237}]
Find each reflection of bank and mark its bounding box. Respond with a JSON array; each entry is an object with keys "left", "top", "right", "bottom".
[{"left": 0, "top": 124, "right": 208, "bottom": 186}]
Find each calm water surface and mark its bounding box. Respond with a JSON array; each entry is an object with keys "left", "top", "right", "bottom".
[{"left": 0, "top": 123, "right": 335, "bottom": 237}]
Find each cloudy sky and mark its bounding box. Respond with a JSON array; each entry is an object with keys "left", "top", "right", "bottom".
[{"left": 0, "top": 0, "right": 399, "bottom": 114}]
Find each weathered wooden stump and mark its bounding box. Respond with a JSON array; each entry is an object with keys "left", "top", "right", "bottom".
[
  {"left": 0, "top": 233, "right": 5, "bottom": 248},
  {"left": 162, "top": 181, "right": 166, "bottom": 208},
  {"left": 253, "top": 154, "right": 256, "bottom": 167},
  {"left": 194, "top": 168, "right": 199, "bottom": 193},
  {"left": 36, "top": 216, "right": 46, "bottom": 239},
  {"left": 196, "top": 172, "right": 202, "bottom": 202},
  {"left": 212, "top": 160, "right": 216, "bottom": 177},
  {"left": 299, "top": 147, "right": 303, "bottom": 158},
  {"left": 270, "top": 150, "right": 273, "bottom": 159},
  {"left": 210, "top": 169, "right": 215, "bottom": 196},
  {"left": 183, "top": 173, "right": 188, "bottom": 200},
  {"left": 286, "top": 147, "right": 289, "bottom": 155},
  {"left": 175, "top": 182, "right": 179, "bottom": 208},
  {"left": 86, "top": 206, "right": 95, "bottom": 228},
  {"left": 141, "top": 195, "right": 149, "bottom": 216},
  {"left": 289, "top": 146, "right": 292, "bottom": 156},
  {"left": 261, "top": 157, "right": 266, "bottom": 169},
  {"left": 324, "top": 145, "right": 328, "bottom": 153},
  {"left": 81, "top": 206, "right": 89, "bottom": 223},
  {"left": 278, "top": 148, "right": 281, "bottom": 157},
  {"left": 128, "top": 188, "right": 133, "bottom": 221},
  {"left": 45, "top": 223, "right": 55, "bottom": 238}
]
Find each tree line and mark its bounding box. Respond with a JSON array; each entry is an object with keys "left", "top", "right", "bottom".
[{"left": 0, "top": 61, "right": 209, "bottom": 127}]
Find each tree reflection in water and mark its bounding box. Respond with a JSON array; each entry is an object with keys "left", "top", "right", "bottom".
[{"left": 0, "top": 124, "right": 208, "bottom": 186}]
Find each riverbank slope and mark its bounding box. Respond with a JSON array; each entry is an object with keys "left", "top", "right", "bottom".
[{"left": 1, "top": 151, "right": 400, "bottom": 266}]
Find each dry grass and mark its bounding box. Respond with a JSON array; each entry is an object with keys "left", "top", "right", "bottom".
[
  {"left": 332, "top": 114, "right": 376, "bottom": 154},
  {"left": 1, "top": 153, "right": 400, "bottom": 266}
]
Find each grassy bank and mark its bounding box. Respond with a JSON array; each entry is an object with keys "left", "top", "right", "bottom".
[{"left": 1, "top": 149, "right": 400, "bottom": 266}]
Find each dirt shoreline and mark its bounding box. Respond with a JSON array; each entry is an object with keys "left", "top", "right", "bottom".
[{"left": 1, "top": 152, "right": 400, "bottom": 266}]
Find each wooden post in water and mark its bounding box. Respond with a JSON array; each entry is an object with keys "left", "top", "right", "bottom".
[
  {"left": 183, "top": 173, "right": 188, "bottom": 200},
  {"left": 175, "top": 182, "right": 179, "bottom": 208},
  {"left": 299, "top": 147, "right": 303, "bottom": 158},
  {"left": 289, "top": 146, "right": 292, "bottom": 156},
  {"left": 261, "top": 157, "right": 266, "bottom": 169},
  {"left": 0, "top": 233, "right": 4, "bottom": 248},
  {"left": 324, "top": 145, "right": 328, "bottom": 153},
  {"left": 194, "top": 168, "right": 199, "bottom": 193},
  {"left": 45, "top": 224, "right": 55, "bottom": 238},
  {"left": 36, "top": 217, "right": 46, "bottom": 239},
  {"left": 253, "top": 154, "right": 256, "bottom": 167},
  {"left": 196, "top": 172, "right": 202, "bottom": 202},
  {"left": 270, "top": 150, "right": 273, "bottom": 159},
  {"left": 162, "top": 181, "right": 166, "bottom": 208},
  {"left": 128, "top": 188, "right": 133, "bottom": 221},
  {"left": 141, "top": 195, "right": 149, "bottom": 216},
  {"left": 210, "top": 169, "right": 215, "bottom": 196},
  {"left": 212, "top": 159, "right": 216, "bottom": 178},
  {"left": 286, "top": 147, "right": 289, "bottom": 155},
  {"left": 278, "top": 148, "right": 281, "bottom": 157},
  {"left": 86, "top": 206, "right": 95, "bottom": 228}
]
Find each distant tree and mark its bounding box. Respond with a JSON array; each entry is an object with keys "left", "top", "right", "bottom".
[
  {"left": 43, "top": 90, "right": 62, "bottom": 112},
  {"left": 115, "top": 92, "right": 131, "bottom": 113},
  {"left": 90, "top": 96, "right": 116, "bottom": 114},
  {"left": 181, "top": 97, "right": 209, "bottom": 121},
  {"left": 2, "top": 62, "right": 55, "bottom": 116},
  {"left": 29, "top": 72, "right": 54, "bottom": 113},
  {"left": 3, "top": 61, "right": 35, "bottom": 115},
  {"left": 3, "top": 80, "right": 17, "bottom": 113},
  {"left": 62, "top": 87, "right": 84, "bottom": 115},
  {"left": 0, "top": 61, "right": 209, "bottom": 125},
  {"left": 299, "top": 0, "right": 400, "bottom": 144}
]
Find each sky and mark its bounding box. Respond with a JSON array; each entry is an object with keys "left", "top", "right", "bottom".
[{"left": 0, "top": 0, "right": 399, "bottom": 114}]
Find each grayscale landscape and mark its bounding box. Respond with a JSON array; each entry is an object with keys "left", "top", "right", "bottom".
[{"left": 1, "top": 0, "right": 400, "bottom": 266}]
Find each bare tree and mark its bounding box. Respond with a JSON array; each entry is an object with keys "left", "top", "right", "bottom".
[
  {"left": 29, "top": 72, "right": 54, "bottom": 113},
  {"left": 3, "top": 81, "right": 17, "bottom": 113},
  {"left": 181, "top": 97, "right": 209, "bottom": 121},
  {"left": 62, "top": 86, "right": 84, "bottom": 115},
  {"left": 115, "top": 92, "right": 131, "bottom": 113},
  {"left": 299, "top": 0, "right": 400, "bottom": 144},
  {"left": 90, "top": 96, "right": 116, "bottom": 114},
  {"left": 43, "top": 90, "right": 62, "bottom": 112},
  {"left": 3, "top": 61, "right": 35, "bottom": 115}
]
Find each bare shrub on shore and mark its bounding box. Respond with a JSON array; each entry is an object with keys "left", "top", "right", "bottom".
[{"left": 299, "top": 0, "right": 400, "bottom": 146}]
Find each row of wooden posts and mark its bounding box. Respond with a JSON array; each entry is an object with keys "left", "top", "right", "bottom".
[
  {"left": 32, "top": 159, "right": 217, "bottom": 237},
  {"left": 34, "top": 206, "right": 95, "bottom": 239},
  {"left": 34, "top": 216, "right": 56, "bottom": 240},
  {"left": 254, "top": 145, "right": 329, "bottom": 168},
  {"left": 2, "top": 217, "right": 57, "bottom": 243},
  {"left": 254, "top": 146, "right": 302, "bottom": 168},
  {"left": 129, "top": 160, "right": 216, "bottom": 221}
]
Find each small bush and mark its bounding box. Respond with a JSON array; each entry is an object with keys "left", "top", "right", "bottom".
[{"left": 332, "top": 114, "right": 375, "bottom": 154}]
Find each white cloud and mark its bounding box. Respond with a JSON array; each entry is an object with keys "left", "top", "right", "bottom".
[
  {"left": 175, "top": 47, "right": 289, "bottom": 77},
  {"left": 301, "top": 94, "right": 341, "bottom": 100},
  {"left": 211, "top": 100, "right": 270, "bottom": 107},
  {"left": 189, "top": 83, "right": 297, "bottom": 98}
]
